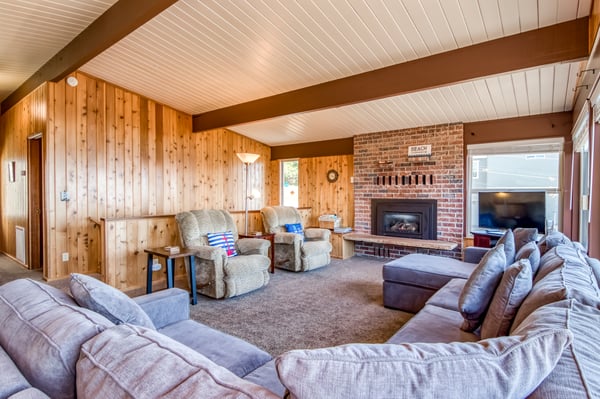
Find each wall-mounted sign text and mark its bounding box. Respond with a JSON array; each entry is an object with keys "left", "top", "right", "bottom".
[{"left": 408, "top": 144, "right": 432, "bottom": 157}]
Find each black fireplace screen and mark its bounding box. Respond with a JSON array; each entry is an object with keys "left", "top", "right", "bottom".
[
  {"left": 384, "top": 212, "right": 421, "bottom": 236},
  {"left": 372, "top": 199, "right": 437, "bottom": 240}
]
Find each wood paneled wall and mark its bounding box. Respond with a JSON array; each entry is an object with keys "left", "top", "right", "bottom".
[
  {"left": 270, "top": 155, "right": 354, "bottom": 228},
  {"left": 0, "top": 72, "right": 271, "bottom": 287},
  {"left": 0, "top": 85, "right": 47, "bottom": 267}
]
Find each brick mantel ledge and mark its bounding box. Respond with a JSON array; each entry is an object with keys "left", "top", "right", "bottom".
[{"left": 343, "top": 233, "right": 458, "bottom": 251}]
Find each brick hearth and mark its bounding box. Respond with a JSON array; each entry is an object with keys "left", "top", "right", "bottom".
[{"left": 353, "top": 123, "right": 464, "bottom": 259}]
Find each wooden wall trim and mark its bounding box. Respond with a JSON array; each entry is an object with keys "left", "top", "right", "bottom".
[
  {"left": 271, "top": 137, "right": 354, "bottom": 160},
  {"left": 193, "top": 18, "right": 589, "bottom": 131}
]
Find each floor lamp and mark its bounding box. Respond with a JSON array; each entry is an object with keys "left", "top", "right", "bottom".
[{"left": 237, "top": 152, "right": 260, "bottom": 235}]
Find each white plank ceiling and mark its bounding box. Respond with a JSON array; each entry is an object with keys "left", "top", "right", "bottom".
[
  {"left": 1, "top": 0, "right": 593, "bottom": 146},
  {"left": 0, "top": 0, "right": 118, "bottom": 100}
]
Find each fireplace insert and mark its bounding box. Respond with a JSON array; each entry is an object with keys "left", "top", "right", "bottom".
[{"left": 371, "top": 199, "right": 437, "bottom": 240}]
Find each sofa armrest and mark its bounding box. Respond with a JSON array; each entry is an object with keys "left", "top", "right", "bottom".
[
  {"left": 275, "top": 232, "right": 302, "bottom": 245},
  {"left": 237, "top": 238, "right": 270, "bottom": 256},
  {"left": 305, "top": 228, "right": 331, "bottom": 241},
  {"left": 463, "top": 246, "right": 489, "bottom": 264},
  {"left": 133, "top": 288, "right": 190, "bottom": 329}
]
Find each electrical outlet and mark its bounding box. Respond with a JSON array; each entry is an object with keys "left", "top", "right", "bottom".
[{"left": 62, "top": 252, "right": 69, "bottom": 262}]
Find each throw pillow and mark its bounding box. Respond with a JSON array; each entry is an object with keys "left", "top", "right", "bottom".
[
  {"left": 495, "top": 229, "right": 516, "bottom": 264},
  {"left": 544, "top": 231, "right": 572, "bottom": 250},
  {"left": 515, "top": 240, "right": 541, "bottom": 275},
  {"left": 513, "top": 227, "right": 539, "bottom": 252},
  {"left": 458, "top": 244, "right": 507, "bottom": 332},
  {"left": 206, "top": 231, "right": 238, "bottom": 257},
  {"left": 69, "top": 273, "right": 155, "bottom": 329},
  {"left": 285, "top": 223, "right": 304, "bottom": 240},
  {"left": 77, "top": 324, "right": 278, "bottom": 399},
  {"left": 480, "top": 259, "right": 533, "bottom": 339},
  {"left": 275, "top": 329, "right": 572, "bottom": 399}
]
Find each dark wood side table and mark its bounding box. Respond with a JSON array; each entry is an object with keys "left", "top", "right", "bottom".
[
  {"left": 144, "top": 247, "right": 197, "bottom": 305},
  {"left": 239, "top": 233, "right": 275, "bottom": 273}
]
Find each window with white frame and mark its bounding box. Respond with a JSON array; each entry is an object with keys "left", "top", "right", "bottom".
[
  {"left": 281, "top": 159, "right": 298, "bottom": 207},
  {"left": 467, "top": 138, "right": 563, "bottom": 235}
]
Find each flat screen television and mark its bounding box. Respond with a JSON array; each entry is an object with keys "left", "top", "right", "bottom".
[{"left": 478, "top": 191, "right": 546, "bottom": 233}]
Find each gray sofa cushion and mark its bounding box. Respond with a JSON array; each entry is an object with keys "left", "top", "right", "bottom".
[
  {"left": 511, "top": 245, "right": 600, "bottom": 330},
  {"left": 458, "top": 244, "right": 507, "bottom": 331},
  {"left": 77, "top": 324, "right": 278, "bottom": 399},
  {"left": 243, "top": 360, "right": 287, "bottom": 398},
  {"left": 0, "top": 279, "right": 113, "bottom": 399},
  {"left": 383, "top": 254, "right": 476, "bottom": 289},
  {"left": 513, "top": 227, "right": 538, "bottom": 252},
  {"left": 481, "top": 259, "right": 532, "bottom": 339},
  {"left": 425, "top": 278, "right": 465, "bottom": 311},
  {"left": 512, "top": 299, "right": 600, "bottom": 398},
  {"left": 276, "top": 329, "right": 572, "bottom": 399},
  {"left": 158, "top": 319, "right": 272, "bottom": 377},
  {"left": 69, "top": 273, "right": 155, "bottom": 329},
  {"left": 515, "top": 241, "right": 541, "bottom": 275},
  {"left": 387, "top": 304, "right": 479, "bottom": 344},
  {"left": 0, "top": 345, "right": 31, "bottom": 399},
  {"left": 7, "top": 388, "right": 51, "bottom": 399},
  {"left": 495, "top": 229, "right": 516, "bottom": 264}
]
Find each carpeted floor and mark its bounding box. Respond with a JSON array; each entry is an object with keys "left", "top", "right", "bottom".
[
  {"left": 187, "top": 256, "right": 412, "bottom": 356},
  {"left": 0, "top": 254, "right": 412, "bottom": 356}
]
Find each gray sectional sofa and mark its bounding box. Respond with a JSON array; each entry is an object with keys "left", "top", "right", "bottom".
[
  {"left": 1, "top": 230, "right": 599, "bottom": 398},
  {"left": 0, "top": 276, "right": 285, "bottom": 399}
]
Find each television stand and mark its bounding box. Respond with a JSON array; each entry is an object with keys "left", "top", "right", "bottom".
[{"left": 471, "top": 229, "right": 505, "bottom": 248}]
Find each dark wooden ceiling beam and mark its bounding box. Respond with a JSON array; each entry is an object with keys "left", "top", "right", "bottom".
[
  {"left": 1, "top": 0, "right": 177, "bottom": 114},
  {"left": 193, "top": 17, "right": 589, "bottom": 132}
]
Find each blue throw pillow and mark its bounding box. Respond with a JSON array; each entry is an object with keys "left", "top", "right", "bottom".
[
  {"left": 285, "top": 223, "right": 304, "bottom": 240},
  {"left": 206, "top": 231, "right": 238, "bottom": 257}
]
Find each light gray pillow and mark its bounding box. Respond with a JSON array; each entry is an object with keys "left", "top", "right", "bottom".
[
  {"left": 515, "top": 241, "right": 541, "bottom": 275},
  {"left": 513, "top": 227, "right": 538, "bottom": 252},
  {"left": 481, "top": 259, "right": 533, "bottom": 339},
  {"left": 77, "top": 324, "right": 278, "bottom": 399},
  {"left": 543, "top": 231, "right": 571, "bottom": 250},
  {"left": 69, "top": 273, "right": 155, "bottom": 329},
  {"left": 459, "top": 244, "right": 507, "bottom": 331},
  {"left": 275, "top": 329, "right": 572, "bottom": 399},
  {"left": 495, "top": 229, "right": 515, "bottom": 264}
]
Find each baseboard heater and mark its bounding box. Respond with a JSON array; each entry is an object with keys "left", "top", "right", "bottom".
[{"left": 16, "top": 226, "right": 26, "bottom": 264}]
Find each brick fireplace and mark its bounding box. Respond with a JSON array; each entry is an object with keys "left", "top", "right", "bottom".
[{"left": 353, "top": 123, "right": 464, "bottom": 259}]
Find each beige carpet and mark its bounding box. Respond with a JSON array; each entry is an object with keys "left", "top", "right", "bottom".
[
  {"left": 0, "top": 254, "right": 412, "bottom": 357},
  {"left": 187, "top": 256, "right": 412, "bottom": 356}
]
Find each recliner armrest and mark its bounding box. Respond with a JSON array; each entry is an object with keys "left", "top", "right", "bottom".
[
  {"left": 134, "top": 288, "right": 190, "bottom": 329},
  {"left": 237, "top": 238, "right": 270, "bottom": 256},
  {"left": 304, "top": 228, "right": 331, "bottom": 241},
  {"left": 191, "top": 245, "right": 226, "bottom": 262},
  {"left": 463, "top": 246, "right": 489, "bottom": 264}
]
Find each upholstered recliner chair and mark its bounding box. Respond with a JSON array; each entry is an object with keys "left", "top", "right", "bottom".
[
  {"left": 175, "top": 209, "right": 270, "bottom": 299},
  {"left": 260, "top": 206, "right": 332, "bottom": 272}
]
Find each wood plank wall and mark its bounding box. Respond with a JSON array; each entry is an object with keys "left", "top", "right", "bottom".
[
  {"left": 0, "top": 85, "right": 47, "bottom": 267},
  {"left": 269, "top": 155, "right": 354, "bottom": 228},
  {"left": 0, "top": 72, "right": 272, "bottom": 288}
]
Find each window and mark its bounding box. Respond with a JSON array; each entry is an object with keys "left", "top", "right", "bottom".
[
  {"left": 467, "top": 139, "right": 563, "bottom": 234},
  {"left": 281, "top": 159, "right": 298, "bottom": 207}
]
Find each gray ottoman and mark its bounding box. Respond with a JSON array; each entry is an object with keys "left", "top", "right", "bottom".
[{"left": 382, "top": 254, "right": 478, "bottom": 313}]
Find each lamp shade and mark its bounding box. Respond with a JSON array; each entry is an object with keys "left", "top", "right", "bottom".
[{"left": 236, "top": 153, "right": 260, "bottom": 164}]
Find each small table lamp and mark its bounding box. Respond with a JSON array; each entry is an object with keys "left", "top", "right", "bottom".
[{"left": 237, "top": 152, "right": 260, "bottom": 235}]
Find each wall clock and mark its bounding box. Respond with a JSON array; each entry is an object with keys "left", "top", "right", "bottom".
[{"left": 327, "top": 169, "right": 339, "bottom": 183}]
